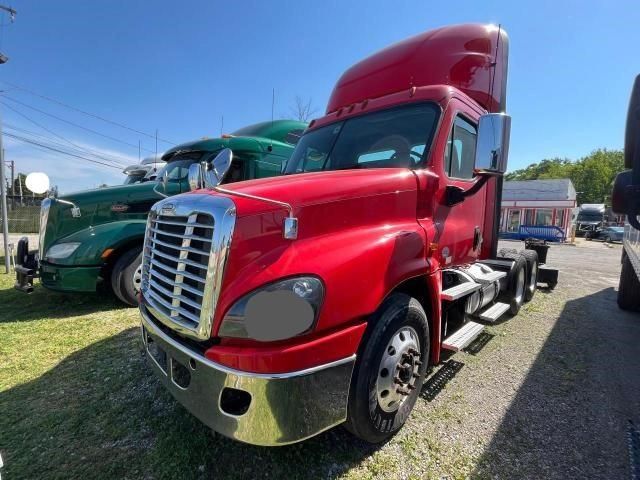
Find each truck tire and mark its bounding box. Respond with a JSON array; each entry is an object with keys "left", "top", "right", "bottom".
[
  {"left": 518, "top": 249, "right": 538, "bottom": 302},
  {"left": 618, "top": 251, "right": 640, "bottom": 311},
  {"left": 345, "top": 293, "right": 429, "bottom": 444},
  {"left": 498, "top": 253, "right": 527, "bottom": 315},
  {"left": 111, "top": 247, "right": 143, "bottom": 307}
]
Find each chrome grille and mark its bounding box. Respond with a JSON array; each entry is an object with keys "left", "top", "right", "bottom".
[{"left": 140, "top": 194, "right": 236, "bottom": 340}]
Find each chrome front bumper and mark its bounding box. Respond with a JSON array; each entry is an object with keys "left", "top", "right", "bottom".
[{"left": 140, "top": 306, "right": 356, "bottom": 446}]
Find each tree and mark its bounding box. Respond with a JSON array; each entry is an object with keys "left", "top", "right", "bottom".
[
  {"left": 505, "top": 149, "right": 625, "bottom": 205},
  {"left": 290, "top": 96, "right": 318, "bottom": 122}
]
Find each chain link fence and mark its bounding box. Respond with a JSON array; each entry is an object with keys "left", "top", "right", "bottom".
[{"left": 1, "top": 196, "right": 41, "bottom": 234}]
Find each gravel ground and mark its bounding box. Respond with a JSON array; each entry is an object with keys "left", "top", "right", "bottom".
[{"left": 418, "top": 239, "right": 639, "bottom": 479}]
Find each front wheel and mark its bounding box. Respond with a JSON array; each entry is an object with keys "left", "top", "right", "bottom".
[
  {"left": 111, "top": 247, "right": 143, "bottom": 307},
  {"left": 345, "top": 293, "right": 429, "bottom": 444}
]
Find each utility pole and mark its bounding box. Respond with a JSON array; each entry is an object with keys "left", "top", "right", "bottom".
[
  {"left": 0, "top": 147, "right": 9, "bottom": 273},
  {"left": 18, "top": 171, "right": 22, "bottom": 206},
  {"left": 0, "top": 4, "right": 16, "bottom": 273},
  {"left": 8, "top": 159, "right": 13, "bottom": 209}
]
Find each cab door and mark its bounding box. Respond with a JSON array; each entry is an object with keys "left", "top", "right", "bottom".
[{"left": 419, "top": 98, "right": 487, "bottom": 267}]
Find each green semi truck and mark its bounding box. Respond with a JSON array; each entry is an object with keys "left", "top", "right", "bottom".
[{"left": 14, "top": 120, "right": 307, "bottom": 306}]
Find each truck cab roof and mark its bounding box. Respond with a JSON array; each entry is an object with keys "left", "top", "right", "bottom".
[
  {"left": 326, "top": 24, "right": 508, "bottom": 115},
  {"left": 162, "top": 120, "right": 308, "bottom": 161}
]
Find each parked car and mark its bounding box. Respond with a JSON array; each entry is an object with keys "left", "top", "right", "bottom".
[{"left": 585, "top": 226, "right": 624, "bottom": 242}]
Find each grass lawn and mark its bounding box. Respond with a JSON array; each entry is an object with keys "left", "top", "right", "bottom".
[{"left": 0, "top": 272, "right": 484, "bottom": 480}]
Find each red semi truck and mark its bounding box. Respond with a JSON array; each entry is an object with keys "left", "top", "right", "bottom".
[{"left": 138, "top": 24, "right": 558, "bottom": 446}]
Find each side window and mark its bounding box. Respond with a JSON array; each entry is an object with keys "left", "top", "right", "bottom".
[
  {"left": 284, "top": 129, "right": 305, "bottom": 145},
  {"left": 444, "top": 115, "right": 477, "bottom": 179}
]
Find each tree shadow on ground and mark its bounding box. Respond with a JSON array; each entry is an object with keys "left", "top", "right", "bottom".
[
  {"left": 0, "top": 279, "right": 123, "bottom": 323},
  {"left": 472, "top": 287, "right": 640, "bottom": 479},
  {"left": 0, "top": 328, "right": 377, "bottom": 480}
]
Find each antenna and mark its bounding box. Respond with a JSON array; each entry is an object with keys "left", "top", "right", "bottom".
[
  {"left": 155, "top": 129, "right": 158, "bottom": 160},
  {"left": 271, "top": 88, "right": 275, "bottom": 125},
  {"left": 488, "top": 24, "right": 502, "bottom": 113},
  {"left": 268, "top": 88, "right": 275, "bottom": 151}
]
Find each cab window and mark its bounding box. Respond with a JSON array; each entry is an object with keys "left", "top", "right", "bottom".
[{"left": 444, "top": 116, "right": 477, "bottom": 179}]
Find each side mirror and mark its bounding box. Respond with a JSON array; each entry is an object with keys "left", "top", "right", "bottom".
[
  {"left": 474, "top": 113, "right": 511, "bottom": 175},
  {"left": 188, "top": 162, "right": 204, "bottom": 191},
  {"left": 203, "top": 148, "right": 233, "bottom": 188}
]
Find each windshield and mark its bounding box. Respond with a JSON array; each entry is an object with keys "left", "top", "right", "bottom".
[
  {"left": 284, "top": 103, "right": 439, "bottom": 174},
  {"left": 153, "top": 152, "right": 207, "bottom": 182},
  {"left": 578, "top": 212, "right": 604, "bottom": 221}
]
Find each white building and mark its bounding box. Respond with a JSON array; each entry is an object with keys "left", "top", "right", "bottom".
[{"left": 500, "top": 179, "right": 577, "bottom": 239}]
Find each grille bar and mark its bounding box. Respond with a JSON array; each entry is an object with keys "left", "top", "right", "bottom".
[
  {"left": 145, "top": 259, "right": 207, "bottom": 284},
  {"left": 149, "top": 269, "right": 204, "bottom": 297},
  {"left": 148, "top": 278, "right": 204, "bottom": 310},
  {"left": 144, "top": 249, "right": 208, "bottom": 271},
  {"left": 150, "top": 236, "right": 211, "bottom": 257},
  {"left": 150, "top": 218, "right": 214, "bottom": 229},
  {"left": 149, "top": 226, "right": 211, "bottom": 243},
  {"left": 146, "top": 290, "right": 201, "bottom": 324}
]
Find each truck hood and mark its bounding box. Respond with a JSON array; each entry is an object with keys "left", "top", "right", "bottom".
[
  {"left": 206, "top": 168, "right": 423, "bottom": 330},
  {"left": 60, "top": 181, "right": 159, "bottom": 205},
  {"left": 42, "top": 181, "right": 167, "bottom": 253},
  {"left": 211, "top": 168, "right": 419, "bottom": 217}
]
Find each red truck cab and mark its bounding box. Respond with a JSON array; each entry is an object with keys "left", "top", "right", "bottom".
[{"left": 139, "top": 24, "right": 548, "bottom": 446}]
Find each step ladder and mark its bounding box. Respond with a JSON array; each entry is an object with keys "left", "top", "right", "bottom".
[
  {"left": 442, "top": 321, "right": 485, "bottom": 352},
  {"left": 441, "top": 281, "right": 481, "bottom": 301},
  {"left": 476, "top": 302, "right": 510, "bottom": 323}
]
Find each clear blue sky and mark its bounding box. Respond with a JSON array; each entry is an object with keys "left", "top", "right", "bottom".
[{"left": 1, "top": 0, "right": 638, "bottom": 192}]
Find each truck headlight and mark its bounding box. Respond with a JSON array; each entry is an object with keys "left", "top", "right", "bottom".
[
  {"left": 45, "top": 242, "right": 81, "bottom": 260},
  {"left": 219, "top": 276, "right": 324, "bottom": 342}
]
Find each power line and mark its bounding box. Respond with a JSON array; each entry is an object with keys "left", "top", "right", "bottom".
[
  {"left": 4, "top": 124, "right": 129, "bottom": 169},
  {"left": 1, "top": 100, "right": 130, "bottom": 167},
  {"left": 0, "top": 79, "right": 176, "bottom": 145},
  {"left": 4, "top": 131, "right": 123, "bottom": 170},
  {"left": 1, "top": 94, "right": 157, "bottom": 154}
]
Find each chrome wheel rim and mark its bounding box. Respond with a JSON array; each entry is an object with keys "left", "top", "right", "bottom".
[
  {"left": 133, "top": 264, "right": 142, "bottom": 295},
  {"left": 528, "top": 262, "right": 538, "bottom": 293},
  {"left": 514, "top": 267, "right": 526, "bottom": 304},
  {"left": 376, "top": 326, "right": 421, "bottom": 413}
]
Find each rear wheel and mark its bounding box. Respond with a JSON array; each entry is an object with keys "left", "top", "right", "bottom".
[
  {"left": 111, "top": 247, "right": 143, "bottom": 307},
  {"left": 618, "top": 251, "right": 640, "bottom": 311},
  {"left": 519, "top": 249, "right": 539, "bottom": 302},
  {"left": 498, "top": 253, "right": 527, "bottom": 315},
  {"left": 345, "top": 293, "right": 429, "bottom": 444}
]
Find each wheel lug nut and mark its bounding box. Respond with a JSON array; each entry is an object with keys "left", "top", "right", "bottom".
[
  {"left": 412, "top": 372, "right": 420, "bottom": 379},
  {"left": 407, "top": 384, "right": 416, "bottom": 390}
]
